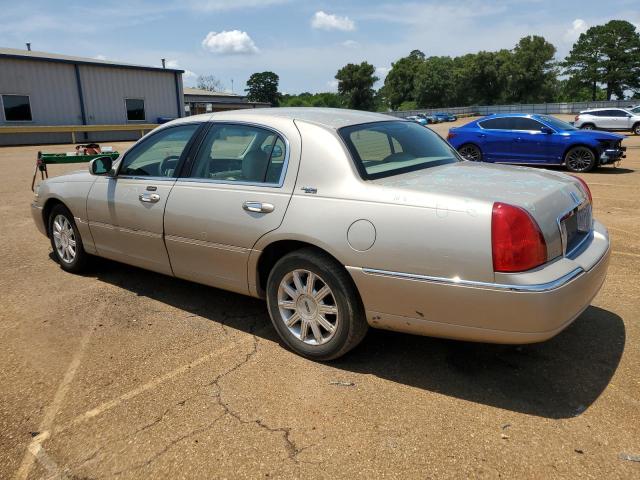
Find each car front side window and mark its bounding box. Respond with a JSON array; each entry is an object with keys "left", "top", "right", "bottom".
[
  {"left": 188, "top": 124, "right": 287, "bottom": 185},
  {"left": 119, "top": 124, "right": 200, "bottom": 178}
]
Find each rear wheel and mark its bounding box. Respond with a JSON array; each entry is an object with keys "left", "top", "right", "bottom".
[
  {"left": 565, "top": 146, "right": 596, "bottom": 173},
  {"left": 458, "top": 144, "right": 483, "bottom": 162},
  {"left": 633, "top": 123, "right": 640, "bottom": 135},
  {"left": 266, "top": 248, "right": 368, "bottom": 361},
  {"left": 580, "top": 123, "right": 595, "bottom": 131},
  {"left": 48, "top": 204, "right": 89, "bottom": 273}
]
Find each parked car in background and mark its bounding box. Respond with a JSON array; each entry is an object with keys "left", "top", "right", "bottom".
[
  {"left": 416, "top": 113, "right": 436, "bottom": 124},
  {"left": 31, "top": 108, "right": 610, "bottom": 360},
  {"left": 406, "top": 115, "right": 428, "bottom": 126},
  {"left": 447, "top": 113, "right": 626, "bottom": 172},
  {"left": 626, "top": 105, "right": 640, "bottom": 115},
  {"left": 574, "top": 108, "right": 640, "bottom": 135},
  {"left": 435, "top": 112, "right": 457, "bottom": 122}
]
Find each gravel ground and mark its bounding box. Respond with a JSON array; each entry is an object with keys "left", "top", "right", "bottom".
[{"left": 1, "top": 117, "right": 639, "bottom": 479}]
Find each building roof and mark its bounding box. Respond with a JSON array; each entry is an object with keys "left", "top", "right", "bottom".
[
  {"left": 183, "top": 87, "right": 244, "bottom": 98},
  {"left": 0, "top": 47, "right": 183, "bottom": 73}
]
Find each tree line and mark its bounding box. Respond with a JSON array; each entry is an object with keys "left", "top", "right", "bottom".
[{"left": 241, "top": 19, "right": 639, "bottom": 111}]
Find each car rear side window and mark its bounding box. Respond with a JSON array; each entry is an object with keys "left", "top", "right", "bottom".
[
  {"left": 188, "top": 123, "right": 287, "bottom": 185},
  {"left": 339, "top": 121, "right": 458, "bottom": 180},
  {"left": 478, "top": 118, "right": 513, "bottom": 130},
  {"left": 511, "top": 118, "right": 544, "bottom": 131}
]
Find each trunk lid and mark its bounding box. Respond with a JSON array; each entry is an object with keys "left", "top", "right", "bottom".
[{"left": 372, "top": 161, "right": 590, "bottom": 260}]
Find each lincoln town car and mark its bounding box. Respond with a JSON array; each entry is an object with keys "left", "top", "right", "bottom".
[{"left": 31, "top": 108, "right": 610, "bottom": 360}]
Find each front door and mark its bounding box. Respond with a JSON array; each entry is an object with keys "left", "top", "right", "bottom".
[
  {"left": 508, "top": 117, "right": 553, "bottom": 163},
  {"left": 164, "top": 122, "right": 299, "bottom": 294},
  {"left": 86, "top": 123, "right": 201, "bottom": 274}
]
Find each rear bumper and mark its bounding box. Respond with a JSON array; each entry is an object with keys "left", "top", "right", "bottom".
[{"left": 347, "top": 221, "right": 610, "bottom": 344}]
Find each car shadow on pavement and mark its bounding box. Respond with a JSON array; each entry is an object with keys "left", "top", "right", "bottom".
[
  {"left": 333, "top": 306, "right": 625, "bottom": 419},
  {"left": 81, "top": 257, "right": 624, "bottom": 420}
]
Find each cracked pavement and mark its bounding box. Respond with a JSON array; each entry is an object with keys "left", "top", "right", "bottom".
[{"left": 1, "top": 118, "right": 639, "bottom": 479}]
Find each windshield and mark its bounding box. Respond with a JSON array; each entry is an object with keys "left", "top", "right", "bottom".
[
  {"left": 339, "top": 121, "right": 459, "bottom": 179},
  {"left": 538, "top": 115, "right": 578, "bottom": 131}
]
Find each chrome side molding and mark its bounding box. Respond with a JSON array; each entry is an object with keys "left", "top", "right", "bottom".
[{"left": 360, "top": 267, "right": 585, "bottom": 293}]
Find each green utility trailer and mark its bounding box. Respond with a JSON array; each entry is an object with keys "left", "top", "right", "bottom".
[{"left": 31, "top": 150, "right": 119, "bottom": 191}]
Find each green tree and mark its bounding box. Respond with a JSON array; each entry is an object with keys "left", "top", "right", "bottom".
[
  {"left": 335, "top": 62, "right": 379, "bottom": 110},
  {"left": 245, "top": 71, "right": 281, "bottom": 106},
  {"left": 564, "top": 20, "right": 640, "bottom": 100},
  {"left": 413, "top": 56, "right": 456, "bottom": 108},
  {"left": 382, "top": 50, "right": 425, "bottom": 109},
  {"left": 506, "top": 35, "right": 558, "bottom": 103}
]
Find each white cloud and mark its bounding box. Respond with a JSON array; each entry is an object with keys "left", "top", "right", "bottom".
[
  {"left": 201, "top": 30, "right": 259, "bottom": 55},
  {"left": 327, "top": 79, "right": 339, "bottom": 91},
  {"left": 375, "top": 66, "right": 391, "bottom": 79},
  {"left": 165, "top": 59, "right": 197, "bottom": 80},
  {"left": 342, "top": 40, "right": 360, "bottom": 48},
  {"left": 311, "top": 11, "right": 355, "bottom": 31},
  {"left": 564, "top": 19, "right": 588, "bottom": 42}
]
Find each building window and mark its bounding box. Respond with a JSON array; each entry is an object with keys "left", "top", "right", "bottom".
[
  {"left": 125, "top": 98, "right": 145, "bottom": 121},
  {"left": 2, "top": 95, "right": 32, "bottom": 122}
]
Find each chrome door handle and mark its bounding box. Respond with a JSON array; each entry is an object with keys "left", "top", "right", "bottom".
[
  {"left": 242, "top": 201, "right": 275, "bottom": 213},
  {"left": 139, "top": 193, "right": 160, "bottom": 203}
]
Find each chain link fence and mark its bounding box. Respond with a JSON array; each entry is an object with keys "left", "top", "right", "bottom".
[{"left": 388, "top": 100, "right": 636, "bottom": 118}]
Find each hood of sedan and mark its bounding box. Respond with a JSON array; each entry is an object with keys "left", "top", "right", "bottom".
[
  {"left": 570, "top": 130, "right": 625, "bottom": 141},
  {"left": 45, "top": 169, "right": 96, "bottom": 183}
]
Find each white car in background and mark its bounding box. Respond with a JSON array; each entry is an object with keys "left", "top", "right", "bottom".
[{"left": 574, "top": 108, "right": 640, "bottom": 135}]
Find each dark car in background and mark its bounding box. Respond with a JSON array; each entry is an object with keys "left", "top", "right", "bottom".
[
  {"left": 434, "top": 112, "right": 457, "bottom": 122},
  {"left": 447, "top": 113, "right": 625, "bottom": 172}
]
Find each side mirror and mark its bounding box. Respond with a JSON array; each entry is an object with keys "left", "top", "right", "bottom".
[
  {"left": 89, "top": 156, "right": 113, "bottom": 175},
  {"left": 541, "top": 127, "right": 554, "bottom": 134}
]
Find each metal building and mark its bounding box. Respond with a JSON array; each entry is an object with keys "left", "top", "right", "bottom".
[
  {"left": 0, "top": 47, "right": 184, "bottom": 146},
  {"left": 183, "top": 87, "right": 270, "bottom": 115}
]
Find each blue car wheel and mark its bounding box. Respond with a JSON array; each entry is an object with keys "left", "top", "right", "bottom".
[{"left": 458, "top": 144, "right": 482, "bottom": 162}]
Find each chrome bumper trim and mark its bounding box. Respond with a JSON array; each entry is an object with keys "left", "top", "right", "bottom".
[{"left": 360, "top": 267, "right": 585, "bottom": 293}]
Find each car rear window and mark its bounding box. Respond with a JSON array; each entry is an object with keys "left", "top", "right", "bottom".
[
  {"left": 338, "top": 121, "right": 459, "bottom": 179},
  {"left": 478, "top": 117, "right": 512, "bottom": 129}
]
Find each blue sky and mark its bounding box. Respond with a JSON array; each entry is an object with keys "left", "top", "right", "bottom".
[{"left": 1, "top": 0, "right": 639, "bottom": 94}]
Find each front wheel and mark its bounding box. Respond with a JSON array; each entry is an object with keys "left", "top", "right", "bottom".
[
  {"left": 458, "top": 143, "right": 483, "bottom": 162},
  {"left": 49, "top": 204, "right": 89, "bottom": 273},
  {"left": 266, "top": 248, "right": 368, "bottom": 361},
  {"left": 565, "top": 146, "right": 596, "bottom": 173}
]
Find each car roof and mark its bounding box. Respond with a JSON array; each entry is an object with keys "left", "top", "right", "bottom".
[
  {"left": 482, "top": 113, "right": 541, "bottom": 118},
  {"left": 580, "top": 107, "right": 629, "bottom": 113},
  {"left": 171, "top": 107, "right": 399, "bottom": 130}
]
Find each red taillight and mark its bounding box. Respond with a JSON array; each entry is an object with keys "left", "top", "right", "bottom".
[
  {"left": 574, "top": 115, "right": 579, "bottom": 122},
  {"left": 447, "top": 131, "right": 456, "bottom": 141},
  {"left": 571, "top": 175, "right": 592, "bottom": 204},
  {"left": 492, "top": 202, "right": 547, "bottom": 272}
]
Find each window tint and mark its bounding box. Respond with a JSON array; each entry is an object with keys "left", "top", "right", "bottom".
[
  {"left": 479, "top": 117, "right": 513, "bottom": 130},
  {"left": 189, "top": 124, "right": 287, "bottom": 184},
  {"left": 120, "top": 124, "right": 199, "bottom": 177},
  {"left": 125, "top": 98, "right": 145, "bottom": 121},
  {"left": 511, "top": 117, "right": 544, "bottom": 131},
  {"left": 538, "top": 115, "right": 577, "bottom": 131},
  {"left": 2, "top": 95, "right": 32, "bottom": 121},
  {"left": 339, "top": 121, "right": 458, "bottom": 179}
]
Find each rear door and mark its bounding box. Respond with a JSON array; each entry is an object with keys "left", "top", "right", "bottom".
[
  {"left": 477, "top": 117, "right": 515, "bottom": 162},
  {"left": 163, "top": 120, "right": 301, "bottom": 294}
]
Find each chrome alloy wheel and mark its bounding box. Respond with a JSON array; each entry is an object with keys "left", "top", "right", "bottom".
[
  {"left": 52, "top": 214, "right": 76, "bottom": 264},
  {"left": 566, "top": 147, "right": 594, "bottom": 171},
  {"left": 277, "top": 269, "right": 339, "bottom": 345},
  {"left": 459, "top": 144, "right": 481, "bottom": 161}
]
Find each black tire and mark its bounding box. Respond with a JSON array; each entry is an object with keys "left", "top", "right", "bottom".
[
  {"left": 458, "top": 143, "right": 483, "bottom": 162},
  {"left": 633, "top": 123, "right": 640, "bottom": 136},
  {"left": 565, "top": 146, "right": 597, "bottom": 173},
  {"left": 266, "top": 248, "right": 368, "bottom": 361},
  {"left": 48, "top": 204, "right": 89, "bottom": 273},
  {"left": 580, "top": 123, "right": 596, "bottom": 130}
]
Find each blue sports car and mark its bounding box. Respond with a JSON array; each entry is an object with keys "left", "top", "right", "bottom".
[{"left": 447, "top": 113, "right": 626, "bottom": 172}]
